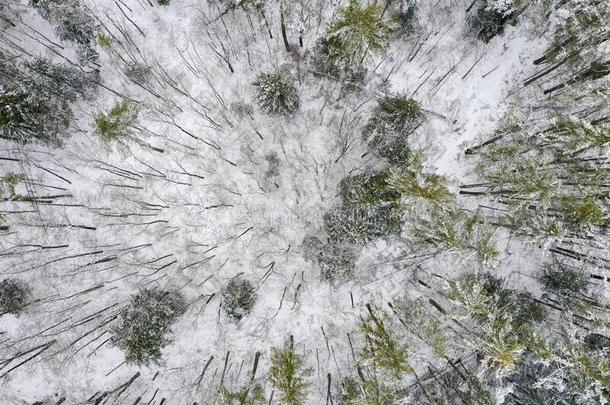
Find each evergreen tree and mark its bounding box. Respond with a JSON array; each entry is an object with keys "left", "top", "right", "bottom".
[
  {"left": 469, "top": 0, "right": 522, "bottom": 42},
  {"left": 269, "top": 336, "right": 313, "bottom": 405},
  {"left": 252, "top": 72, "right": 299, "bottom": 115},
  {"left": 31, "top": 0, "right": 99, "bottom": 61},
  {"left": 363, "top": 96, "right": 423, "bottom": 157},
  {"left": 111, "top": 288, "right": 187, "bottom": 365},
  {"left": 219, "top": 381, "right": 265, "bottom": 405},
  {"left": 389, "top": 0, "right": 419, "bottom": 36},
  {"left": 222, "top": 278, "right": 257, "bottom": 322},
  {"left": 359, "top": 306, "right": 413, "bottom": 378},
  {"left": 340, "top": 375, "right": 403, "bottom": 405},
  {"left": 538, "top": 260, "right": 588, "bottom": 294},
  {"left": 324, "top": 204, "right": 402, "bottom": 246},
  {"left": 317, "top": 241, "right": 359, "bottom": 281},
  {"left": 0, "top": 58, "right": 95, "bottom": 144},
  {"left": 94, "top": 100, "right": 139, "bottom": 144},
  {"left": 0, "top": 278, "right": 32, "bottom": 315},
  {"left": 324, "top": 0, "right": 392, "bottom": 69}
]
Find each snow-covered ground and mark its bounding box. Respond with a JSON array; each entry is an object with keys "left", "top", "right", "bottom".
[{"left": 0, "top": 0, "right": 552, "bottom": 403}]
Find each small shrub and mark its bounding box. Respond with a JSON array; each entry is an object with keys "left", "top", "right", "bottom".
[
  {"left": 0, "top": 278, "right": 32, "bottom": 315},
  {"left": 269, "top": 336, "right": 313, "bottom": 405},
  {"left": 301, "top": 235, "right": 323, "bottom": 263},
  {"left": 0, "top": 172, "right": 28, "bottom": 201},
  {"left": 222, "top": 278, "right": 257, "bottom": 322},
  {"left": 111, "top": 288, "right": 187, "bottom": 365},
  {"left": 94, "top": 100, "right": 139, "bottom": 143},
  {"left": 264, "top": 152, "right": 280, "bottom": 178},
  {"left": 252, "top": 72, "right": 299, "bottom": 115},
  {"left": 158, "top": 0, "right": 170, "bottom": 4}
]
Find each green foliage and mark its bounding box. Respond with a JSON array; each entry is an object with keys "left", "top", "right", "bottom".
[
  {"left": 338, "top": 171, "right": 401, "bottom": 206},
  {"left": 158, "top": 0, "right": 170, "bottom": 5},
  {"left": 0, "top": 278, "right": 32, "bottom": 315},
  {"left": 394, "top": 297, "right": 448, "bottom": 357},
  {"left": 340, "top": 376, "right": 403, "bottom": 405},
  {"left": 339, "top": 156, "right": 449, "bottom": 206},
  {"left": 222, "top": 278, "right": 257, "bottom": 322},
  {"left": 94, "top": 100, "right": 139, "bottom": 143},
  {"left": 410, "top": 205, "right": 499, "bottom": 263},
  {"left": 360, "top": 307, "right": 413, "bottom": 378},
  {"left": 447, "top": 273, "right": 548, "bottom": 371},
  {"left": 324, "top": 0, "right": 392, "bottom": 68},
  {"left": 0, "top": 172, "right": 26, "bottom": 200},
  {"left": 376, "top": 137, "right": 412, "bottom": 166},
  {"left": 97, "top": 32, "right": 113, "bottom": 49},
  {"left": 111, "top": 288, "right": 187, "bottom": 365},
  {"left": 219, "top": 381, "right": 265, "bottom": 405},
  {"left": 252, "top": 72, "right": 299, "bottom": 115},
  {"left": 324, "top": 205, "right": 402, "bottom": 245},
  {"left": 539, "top": 261, "right": 588, "bottom": 294},
  {"left": 536, "top": 0, "right": 610, "bottom": 66},
  {"left": 311, "top": 37, "right": 366, "bottom": 81},
  {"left": 475, "top": 137, "right": 608, "bottom": 239},
  {"left": 363, "top": 97, "right": 423, "bottom": 155},
  {"left": 269, "top": 337, "right": 313, "bottom": 405},
  {"left": 384, "top": 164, "right": 452, "bottom": 203},
  {"left": 550, "top": 116, "right": 610, "bottom": 150}
]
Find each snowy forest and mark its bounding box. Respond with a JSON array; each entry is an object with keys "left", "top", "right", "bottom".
[{"left": 0, "top": 0, "right": 609, "bottom": 403}]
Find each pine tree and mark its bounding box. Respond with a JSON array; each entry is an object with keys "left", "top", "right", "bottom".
[
  {"left": 111, "top": 288, "right": 187, "bottom": 365},
  {"left": 0, "top": 58, "right": 95, "bottom": 144},
  {"left": 0, "top": 278, "right": 32, "bottom": 315},
  {"left": 538, "top": 260, "right": 588, "bottom": 294},
  {"left": 269, "top": 336, "right": 313, "bottom": 405},
  {"left": 219, "top": 381, "right": 265, "bottom": 405},
  {"left": 363, "top": 96, "right": 423, "bottom": 155},
  {"left": 94, "top": 100, "right": 139, "bottom": 144},
  {"left": 325, "top": 0, "right": 392, "bottom": 69},
  {"left": 359, "top": 306, "right": 413, "bottom": 379},
  {"left": 31, "top": 0, "right": 99, "bottom": 61},
  {"left": 222, "top": 278, "right": 257, "bottom": 322},
  {"left": 252, "top": 72, "right": 299, "bottom": 115}
]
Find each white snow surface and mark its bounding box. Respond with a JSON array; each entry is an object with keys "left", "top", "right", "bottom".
[{"left": 0, "top": 0, "right": 550, "bottom": 403}]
